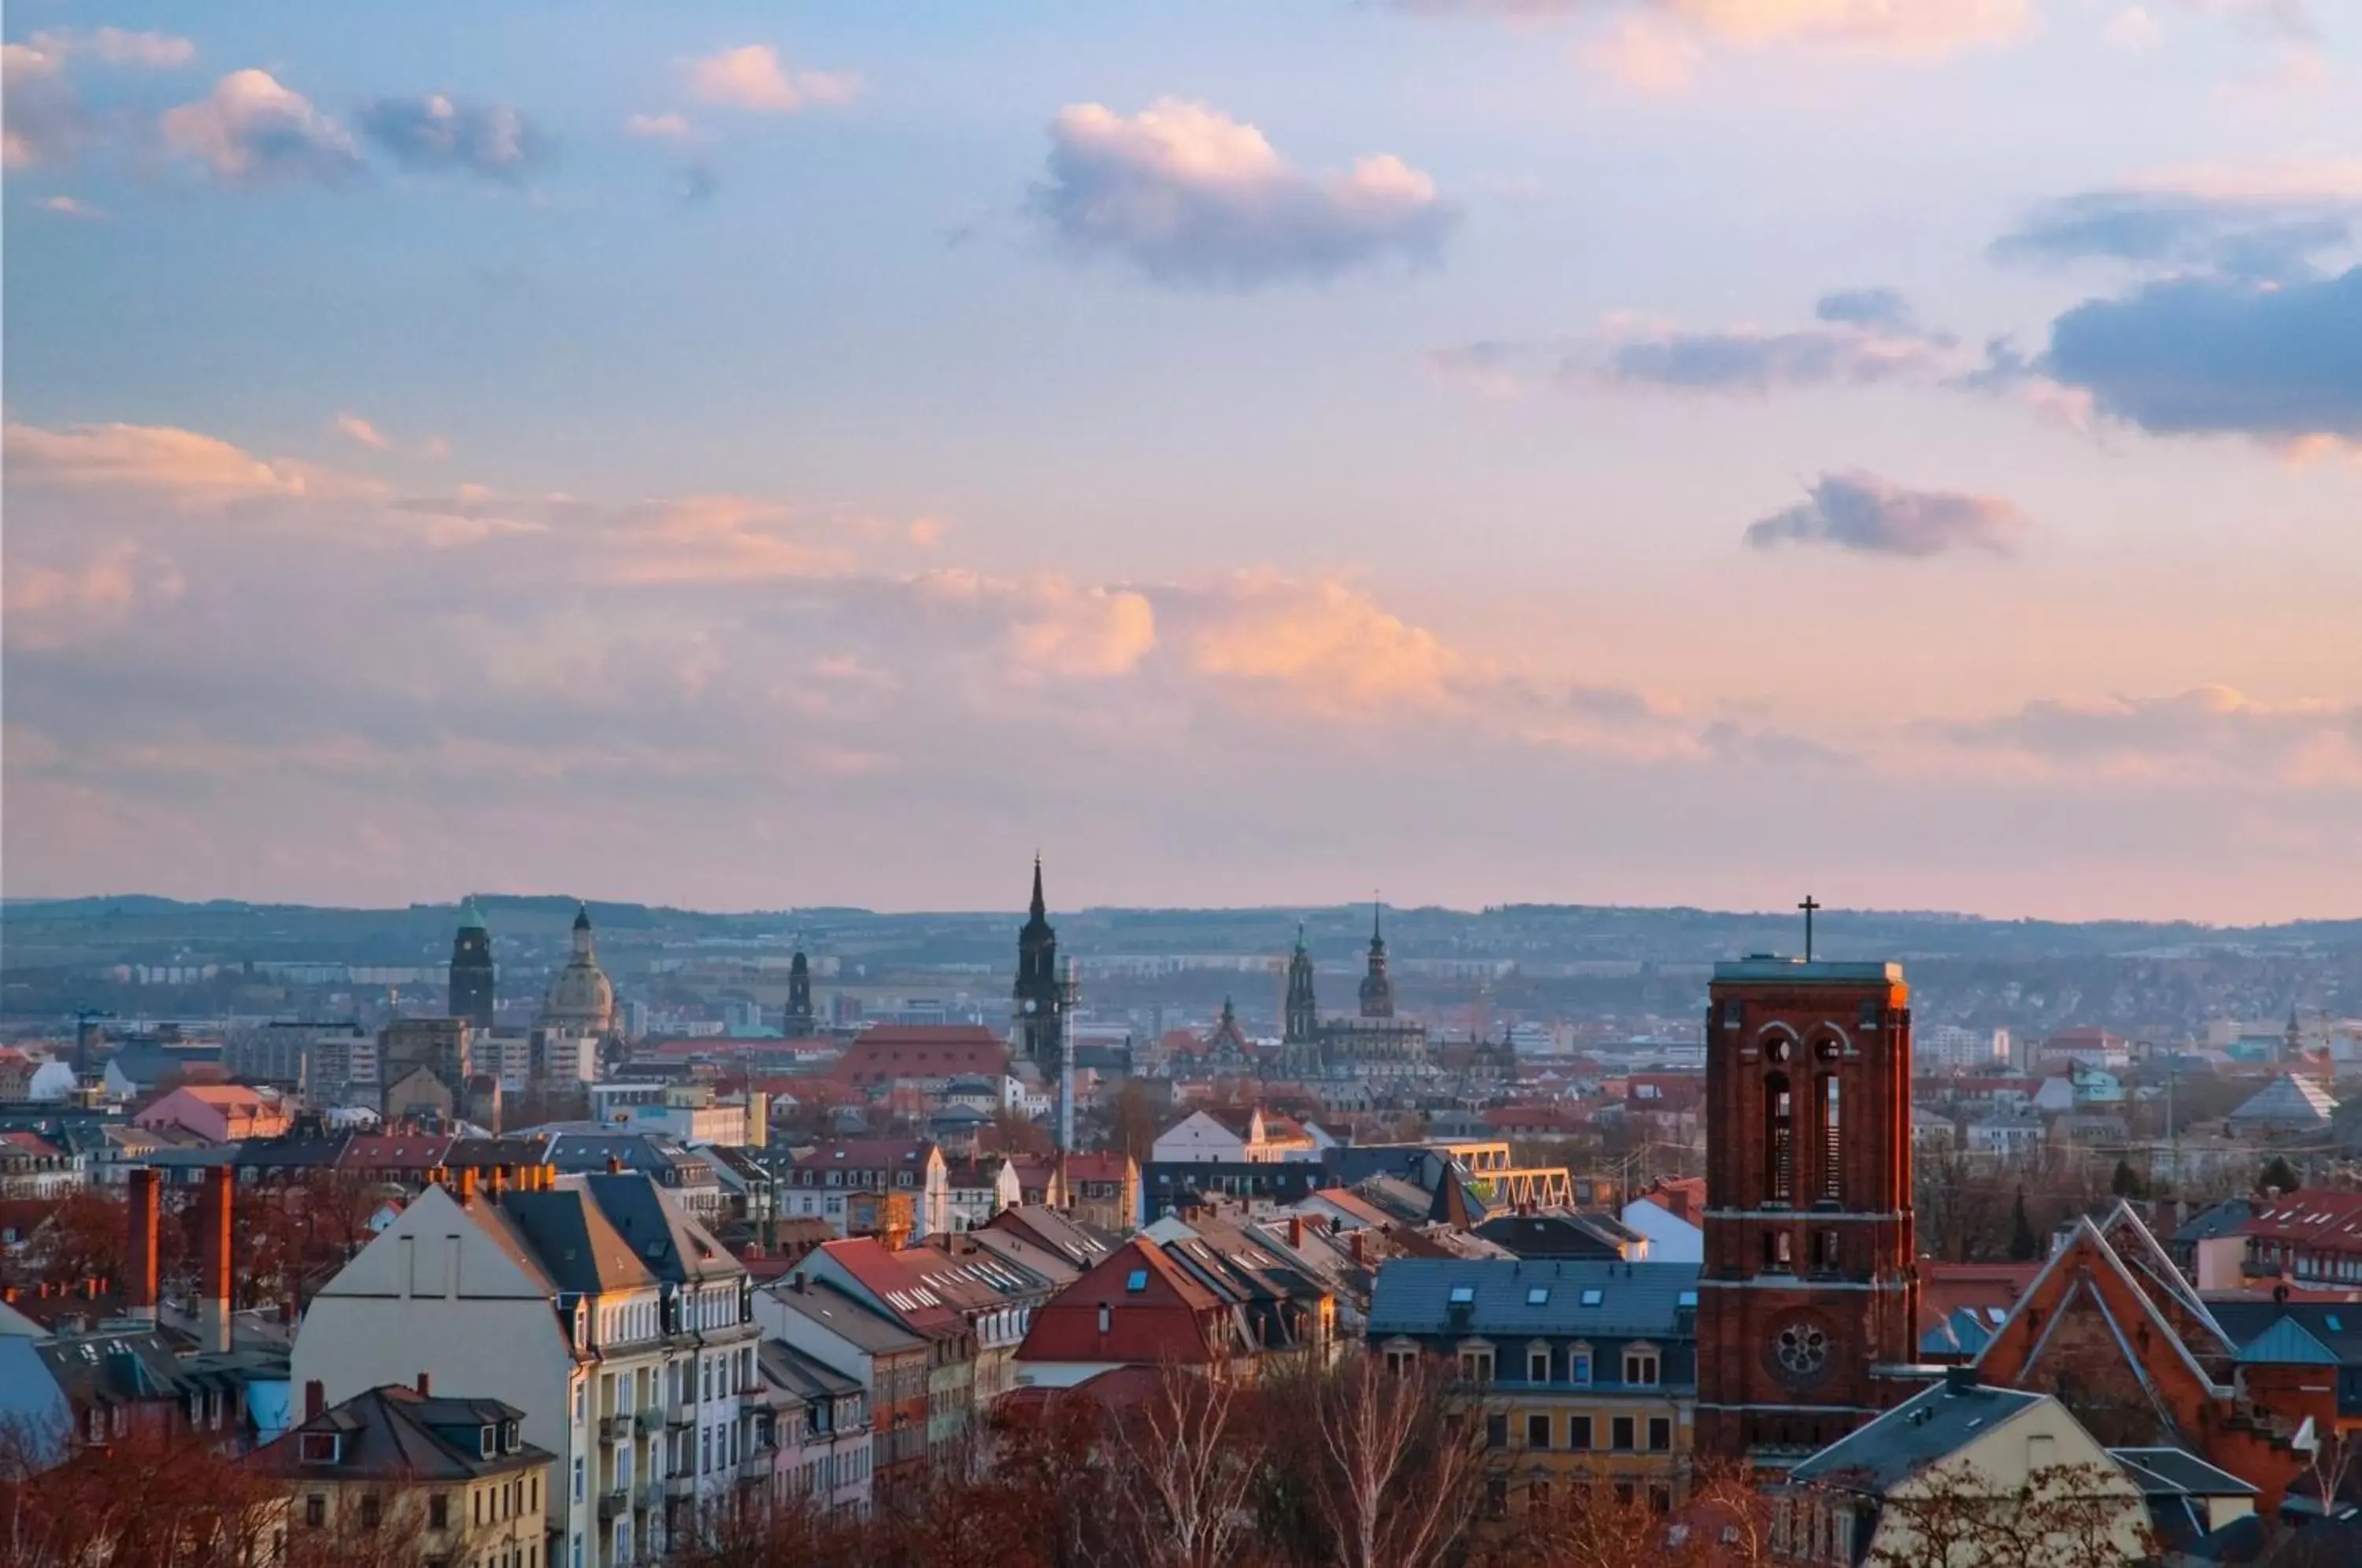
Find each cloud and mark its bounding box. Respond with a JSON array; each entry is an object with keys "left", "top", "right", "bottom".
[
  {"left": 39, "top": 195, "right": 104, "bottom": 220},
  {"left": 2104, "top": 6, "right": 2163, "bottom": 50},
  {"left": 1032, "top": 98, "right": 1458, "bottom": 290},
  {"left": 161, "top": 69, "right": 363, "bottom": 187},
  {"left": 4, "top": 422, "right": 380, "bottom": 506},
  {"left": 1601, "top": 301, "right": 1959, "bottom": 392},
  {"left": 1003, "top": 581, "right": 1159, "bottom": 679},
  {"left": 1743, "top": 471, "right": 2031, "bottom": 557},
  {"left": 357, "top": 93, "right": 546, "bottom": 182},
  {"left": 31, "top": 27, "right": 196, "bottom": 68},
  {"left": 334, "top": 414, "right": 391, "bottom": 451},
  {"left": 1992, "top": 181, "right": 2360, "bottom": 279},
  {"left": 1404, "top": 0, "right": 2033, "bottom": 80},
  {"left": 683, "top": 44, "right": 861, "bottom": 113},
  {"left": 1938, "top": 686, "right": 2362, "bottom": 786},
  {"left": 2, "top": 543, "right": 185, "bottom": 648},
  {"left": 1169, "top": 571, "right": 1468, "bottom": 715},
  {"left": 2039, "top": 267, "right": 2362, "bottom": 446},
  {"left": 626, "top": 113, "right": 696, "bottom": 142},
  {"left": 3, "top": 40, "right": 84, "bottom": 168}
]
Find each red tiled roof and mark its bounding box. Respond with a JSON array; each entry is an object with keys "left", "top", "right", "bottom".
[
  {"left": 339, "top": 1134, "right": 457, "bottom": 1170},
  {"left": 838, "top": 1026, "right": 1010, "bottom": 1085},
  {"left": 1017, "top": 1238, "right": 1230, "bottom": 1366},
  {"left": 2243, "top": 1192, "right": 2362, "bottom": 1249},
  {"left": 816, "top": 1237, "right": 965, "bottom": 1335},
  {"left": 1060, "top": 1152, "right": 1133, "bottom": 1182},
  {"left": 0, "top": 1130, "right": 63, "bottom": 1157},
  {"left": 1917, "top": 1261, "right": 2039, "bottom": 1337}
]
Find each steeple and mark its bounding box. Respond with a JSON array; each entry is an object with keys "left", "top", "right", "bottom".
[
  {"left": 785, "top": 941, "right": 815, "bottom": 1037},
  {"left": 1358, "top": 900, "right": 1394, "bottom": 1019},
  {"left": 448, "top": 902, "right": 496, "bottom": 1030},
  {"left": 1285, "top": 925, "right": 1320, "bottom": 1045},
  {"left": 1015, "top": 856, "right": 1062, "bottom": 1071}
]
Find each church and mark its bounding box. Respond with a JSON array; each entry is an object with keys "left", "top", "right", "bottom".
[{"left": 1279, "top": 908, "right": 1433, "bottom": 1080}]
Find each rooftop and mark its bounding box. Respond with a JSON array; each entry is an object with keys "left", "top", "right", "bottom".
[
  {"left": 1787, "top": 1376, "right": 2049, "bottom": 1492},
  {"left": 1712, "top": 959, "right": 1901, "bottom": 985}
]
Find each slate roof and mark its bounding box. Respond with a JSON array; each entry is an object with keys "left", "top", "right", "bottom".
[
  {"left": 2227, "top": 1074, "right": 2338, "bottom": 1130},
  {"left": 1475, "top": 1211, "right": 1640, "bottom": 1259},
  {"left": 1786, "top": 1378, "right": 2050, "bottom": 1492},
  {"left": 1366, "top": 1258, "right": 1701, "bottom": 1338},
  {"left": 2108, "top": 1447, "right": 2259, "bottom": 1498},
  {"left": 2214, "top": 1300, "right": 2362, "bottom": 1366},
  {"left": 251, "top": 1385, "right": 552, "bottom": 1481},
  {"left": 764, "top": 1279, "right": 930, "bottom": 1359},
  {"left": 585, "top": 1172, "right": 741, "bottom": 1286},
  {"left": 758, "top": 1337, "right": 863, "bottom": 1407},
  {"left": 497, "top": 1184, "right": 654, "bottom": 1296}
]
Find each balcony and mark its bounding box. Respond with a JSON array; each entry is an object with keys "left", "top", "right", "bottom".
[
  {"left": 597, "top": 1488, "right": 630, "bottom": 1522},
  {"left": 633, "top": 1407, "right": 665, "bottom": 1435},
  {"left": 666, "top": 1474, "right": 697, "bottom": 1500},
  {"left": 600, "top": 1414, "right": 635, "bottom": 1442},
  {"left": 737, "top": 1449, "right": 775, "bottom": 1485},
  {"left": 635, "top": 1480, "right": 665, "bottom": 1512}
]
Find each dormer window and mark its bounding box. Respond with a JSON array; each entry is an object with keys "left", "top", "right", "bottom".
[
  {"left": 503, "top": 1420, "right": 520, "bottom": 1452},
  {"left": 299, "top": 1432, "right": 341, "bottom": 1465},
  {"left": 479, "top": 1426, "right": 497, "bottom": 1459}
]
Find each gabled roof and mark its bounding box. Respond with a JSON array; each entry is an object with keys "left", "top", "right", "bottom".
[
  {"left": 1786, "top": 1377, "right": 2050, "bottom": 1492},
  {"left": 810, "top": 1237, "right": 965, "bottom": 1335},
  {"left": 764, "top": 1278, "right": 930, "bottom": 1359},
  {"left": 1016, "top": 1237, "right": 1236, "bottom": 1366},
  {"left": 497, "top": 1183, "right": 657, "bottom": 1296},
  {"left": 585, "top": 1173, "right": 742, "bottom": 1285},
  {"left": 2233, "top": 1316, "right": 2339, "bottom": 1367},
  {"left": 2227, "top": 1074, "right": 2338, "bottom": 1129},
  {"left": 2108, "top": 1448, "right": 2259, "bottom": 1498},
  {"left": 758, "top": 1337, "right": 862, "bottom": 1405}
]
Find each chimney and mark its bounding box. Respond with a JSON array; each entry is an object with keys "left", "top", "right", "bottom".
[
  {"left": 1945, "top": 1365, "right": 1979, "bottom": 1396},
  {"left": 416, "top": 1371, "right": 431, "bottom": 1396},
  {"left": 128, "top": 1168, "right": 161, "bottom": 1322},
  {"left": 606, "top": 1155, "right": 624, "bottom": 1175},
  {"left": 457, "top": 1167, "right": 478, "bottom": 1206},
  {"left": 1287, "top": 1217, "right": 1305, "bottom": 1250},
  {"left": 199, "top": 1163, "right": 233, "bottom": 1354},
  {"left": 305, "top": 1381, "right": 325, "bottom": 1421}
]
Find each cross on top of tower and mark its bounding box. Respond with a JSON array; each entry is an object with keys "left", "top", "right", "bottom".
[{"left": 1797, "top": 893, "right": 1820, "bottom": 962}]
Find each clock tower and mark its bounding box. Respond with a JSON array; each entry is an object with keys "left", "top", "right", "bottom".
[
  {"left": 1694, "top": 955, "right": 1920, "bottom": 1461},
  {"left": 1014, "top": 856, "right": 1063, "bottom": 1073}
]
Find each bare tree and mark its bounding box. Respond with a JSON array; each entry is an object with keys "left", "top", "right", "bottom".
[
  {"left": 1105, "top": 1363, "right": 1261, "bottom": 1568},
  {"left": 1270, "top": 1355, "right": 1485, "bottom": 1568},
  {"left": 1811, "top": 1458, "right": 2153, "bottom": 1568}
]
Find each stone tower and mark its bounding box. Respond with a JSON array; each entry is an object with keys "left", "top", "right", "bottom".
[
  {"left": 1284, "top": 927, "right": 1320, "bottom": 1047},
  {"left": 1357, "top": 903, "right": 1394, "bottom": 1019},
  {"left": 784, "top": 947, "right": 815, "bottom": 1037},
  {"left": 447, "top": 902, "right": 495, "bottom": 1030},
  {"left": 1014, "top": 857, "right": 1062, "bottom": 1072},
  {"left": 1694, "top": 956, "right": 1920, "bottom": 1461}
]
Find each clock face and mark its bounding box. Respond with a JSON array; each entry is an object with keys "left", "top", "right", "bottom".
[
  {"left": 1022, "top": 999, "right": 1037, "bottom": 1015},
  {"left": 1770, "top": 1318, "right": 1831, "bottom": 1387}
]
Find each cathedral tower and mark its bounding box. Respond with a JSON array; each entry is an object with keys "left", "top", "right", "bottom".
[
  {"left": 1357, "top": 903, "right": 1394, "bottom": 1019},
  {"left": 1014, "top": 857, "right": 1063, "bottom": 1071},
  {"left": 1694, "top": 955, "right": 1920, "bottom": 1461},
  {"left": 1284, "top": 927, "right": 1320, "bottom": 1046},
  {"left": 447, "top": 902, "right": 495, "bottom": 1030}
]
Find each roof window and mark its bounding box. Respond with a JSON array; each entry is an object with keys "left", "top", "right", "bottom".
[
  {"left": 1677, "top": 1290, "right": 1698, "bottom": 1309},
  {"left": 1579, "top": 1289, "right": 1604, "bottom": 1307},
  {"left": 1447, "top": 1285, "right": 1476, "bottom": 1305},
  {"left": 1527, "top": 1287, "right": 1550, "bottom": 1306},
  {"left": 1125, "top": 1270, "right": 1150, "bottom": 1292}
]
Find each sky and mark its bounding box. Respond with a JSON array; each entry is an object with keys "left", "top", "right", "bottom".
[{"left": 3, "top": 1, "right": 2358, "bottom": 923}]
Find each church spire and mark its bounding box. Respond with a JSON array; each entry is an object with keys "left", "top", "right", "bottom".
[
  {"left": 1030, "top": 853, "right": 1046, "bottom": 923},
  {"left": 1358, "top": 897, "right": 1395, "bottom": 1020}
]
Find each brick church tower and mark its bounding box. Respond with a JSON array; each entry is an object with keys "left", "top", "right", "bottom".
[{"left": 1694, "top": 955, "right": 1921, "bottom": 1460}]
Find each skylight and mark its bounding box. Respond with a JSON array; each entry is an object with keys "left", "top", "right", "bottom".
[
  {"left": 1527, "top": 1287, "right": 1550, "bottom": 1305},
  {"left": 2330, "top": 1314, "right": 2345, "bottom": 1333},
  {"left": 1579, "top": 1289, "right": 1604, "bottom": 1307},
  {"left": 1125, "top": 1269, "right": 1149, "bottom": 1293},
  {"left": 1448, "top": 1285, "right": 1476, "bottom": 1305},
  {"left": 1677, "top": 1290, "right": 1698, "bottom": 1309}
]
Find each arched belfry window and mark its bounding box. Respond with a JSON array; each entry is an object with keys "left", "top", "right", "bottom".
[
  {"left": 1764, "top": 1073, "right": 1794, "bottom": 1205},
  {"left": 1819, "top": 1073, "right": 1842, "bottom": 1204}
]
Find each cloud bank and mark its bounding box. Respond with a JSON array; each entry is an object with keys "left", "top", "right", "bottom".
[{"left": 1743, "top": 471, "right": 2032, "bottom": 557}]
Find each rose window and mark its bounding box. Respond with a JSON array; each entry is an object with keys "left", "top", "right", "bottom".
[{"left": 1776, "top": 1322, "right": 1828, "bottom": 1376}]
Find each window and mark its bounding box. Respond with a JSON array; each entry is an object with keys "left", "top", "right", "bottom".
[
  {"left": 1529, "top": 1478, "right": 1551, "bottom": 1511},
  {"left": 298, "top": 1433, "right": 339, "bottom": 1464},
  {"left": 1722, "top": 1000, "right": 1742, "bottom": 1028},
  {"left": 1384, "top": 1347, "right": 1417, "bottom": 1376},
  {"left": 572, "top": 1457, "right": 585, "bottom": 1502},
  {"left": 1765, "top": 1073, "right": 1794, "bottom": 1204},
  {"left": 429, "top": 1493, "right": 448, "bottom": 1529},
  {"left": 1571, "top": 1349, "right": 1593, "bottom": 1385},
  {"left": 1611, "top": 1416, "right": 1635, "bottom": 1452},
  {"left": 1485, "top": 1415, "right": 1509, "bottom": 1449},
  {"left": 1527, "top": 1414, "right": 1552, "bottom": 1448},
  {"left": 1526, "top": 1286, "right": 1550, "bottom": 1306},
  {"left": 1448, "top": 1285, "right": 1475, "bottom": 1306},
  {"left": 1567, "top": 1415, "right": 1593, "bottom": 1451},
  {"left": 1485, "top": 1478, "right": 1508, "bottom": 1519},
  {"left": 359, "top": 1495, "right": 382, "bottom": 1531},
  {"left": 1813, "top": 1229, "right": 1841, "bottom": 1272},
  {"left": 1648, "top": 1484, "right": 1671, "bottom": 1516},
  {"left": 1528, "top": 1349, "right": 1550, "bottom": 1383},
  {"left": 1458, "top": 1348, "right": 1494, "bottom": 1384},
  {"left": 1648, "top": 1416, "right": 1672, "bottom": 1452},
  {"left": 1125, "top": 1269, "right": 1149, "bottom": 1292},
  {"left": 1820, "top": 1074, "right": 1842, "bottom": 1203},
  {"left": 1766, "top": 1231, "right": 1794, "bottom": 1270},
  {"left": 1579, "top": 1287, "right": 1603, "bottom": 1307},
  {"left": 1624, "top": 1350, "right": 1660, "bottom": 1386},
  {"left": 305, "top": 1496, "right": 326, "bottom": 1529}
]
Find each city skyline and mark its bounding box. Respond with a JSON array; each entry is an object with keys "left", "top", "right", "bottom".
[{"left": 6, "top": 4, "right": 2359, "bottom": 920}]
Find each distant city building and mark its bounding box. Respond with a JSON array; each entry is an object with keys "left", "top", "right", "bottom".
[
  {"left": 1013, "top": 859, "right": 1063, "bottom": 1076},
  {"left": 1916, "top": 1023, "right": 2009, "bottom": 1073},
  {"left": 1277, "top": 912, "right": 1432, "bottom": 1080},
  {"left": 542, "top": 905, "right": 616, "bottom": 1034},
  {"left": 448, "top": 903, "right": 497, "bottom": 1029},
  {"left": 783, "top": 949, "right": 816, "bottom": 1038}
]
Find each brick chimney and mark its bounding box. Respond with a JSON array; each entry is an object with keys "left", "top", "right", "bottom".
[
  {"left": 457, "top": 1167, "right": 478, "bottom": 1206},
  {"left": 199, "top": 1163, "right": 233, "bottom": 1354},
  {"left": 416, "top": 1371, "right": 431, "bottom": 1396},
  {"left": 305, "top": 1380, "right": 326, "bottom": 1421},
  {"left": 127, "top": 1168, "right": 161, "bottom": 1323}
]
